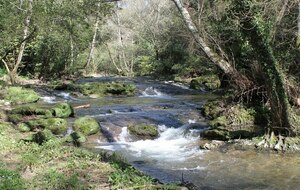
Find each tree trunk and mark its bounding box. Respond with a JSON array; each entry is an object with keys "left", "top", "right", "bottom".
[
  {"left": 171, "top": 0, "right": 251, "bottom": 90},
  {"left": 115, "top": 5, "right": 130, "bottom": 75},
  {"left": 297, "top": 2, "right": 300, "bottom": 48},
  {"left": 85, "top": 16, "right": 100, "bottom": 71},
  {"left": 234, "top": 0, "right": 294, "bottom": 135},
  {"left": 70, "top": 37, "right": 74, "bottom": 69},
  {"left": 10, "top": 0, "right": 33, "bottom": 84}
]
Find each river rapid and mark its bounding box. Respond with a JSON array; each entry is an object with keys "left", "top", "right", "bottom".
[{"left": 40, "top": 77, "right": 300, "bottom": 190}]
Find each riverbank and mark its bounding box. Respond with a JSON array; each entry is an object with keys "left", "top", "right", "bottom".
[{"left": 0, "top": 120, "right": 189, "bottom": 190}]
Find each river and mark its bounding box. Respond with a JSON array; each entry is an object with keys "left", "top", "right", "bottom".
[{"left": 40, "top": 76, "right": 300, "bottom": 190}]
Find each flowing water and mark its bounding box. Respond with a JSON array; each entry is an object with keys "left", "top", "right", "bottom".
[{"left": 40, "top": 77, "right": 300, "bottom": 190}]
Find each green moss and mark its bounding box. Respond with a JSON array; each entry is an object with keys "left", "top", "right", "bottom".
[
  {"left": 4, "top": 86, "right": 40, "bottom": 104},
  {"left": 31, "top": 129, "right": 57, "bottom": 145},
  {"left": 190, "top": 74, "right": 221, "bottom": 90},
  {"left": 202, "top": 100, "right": 224, "bottom": 119},
  {"left": 128, "top": 124, "right": 158, "bottom": 137},
  {"left": 73, "top": 117, "right": 100, "bottom": 136},
  {"left": 51, "top": 103, "right": 74, "bottom": 118},
  {"left": 79, "top": 82, "right": 136, "bottom": 97},
  {"left": 48, "top": 81, "right": 77, "bottom": 91},
  {"left": 11, "top": 105, "right": 53, "bottom": 118},
  {"left": 27, "top": 118, "right": 68, "bottom": 135},
  {"left": 17, "top": 123, "right": 31, "bottom": 132},
  {"left": 210, "top": 116, "right": 228, "bottom": 127},
  {"left": 8, "top": 114, "right": 23, "bottom": 124},
  {"left": 202, "top": 128, "right": 230, "bottom": 141}
]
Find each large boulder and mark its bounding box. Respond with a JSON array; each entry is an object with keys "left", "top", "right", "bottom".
[
  {"left": 26, "top": 118, "right": 68, "bottom": 135},
  {"left": 128, "top": 124, "right": 158, "bottom": 139},
  {"left": 202, "top": 101, "right": 263, "bottom": 140},
  {"left": 3, "top": 86, "right": 40, "bottom": 104},
  {"left": 8, "top": 103, "right": 74, "bottom": 124},
  {"left": 10, "top": 105, "right": 53, "bottom": 118},
  {"left": 73, "top": 117, "right": 100, "bottom": 136},
  {"left": 79, "top": 82, "right": 136, "bottom": 97}
]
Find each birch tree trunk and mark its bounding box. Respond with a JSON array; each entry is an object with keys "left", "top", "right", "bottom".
[
  {"left": 85, "top": 16, "right": 100, "bottom": 72},
  {"left": 171, "top": 0, "right": 251, "bottom": 90},
  {"left": 10, "top": 0, "right": 33, "bottom": 84}
]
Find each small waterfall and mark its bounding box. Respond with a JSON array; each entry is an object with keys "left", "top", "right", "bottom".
[
  {"left": 96, "top": 124, "right": 203, "bottom": 162},
  {"left": 139, "top": 87, "right": 171, "bottom": 98}
]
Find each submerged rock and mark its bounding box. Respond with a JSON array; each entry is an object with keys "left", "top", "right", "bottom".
[
  {"left": 73, "top": 117, "right": 100, "bottom": 136},
  {"left": 128, "top": 124, "right": 158, "bottom": 139},
  {"left": 199, "top": 140, "right": 225, "bottom": 150},
  {"left": 2, "top": 86, "right": 40, "bottom": 104}
]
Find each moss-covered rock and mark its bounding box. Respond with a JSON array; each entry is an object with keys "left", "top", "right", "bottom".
[
  {"left": 48, "top": 81, "right": 77, "bottom": 91},
  {"left": 190, "top": 74, "right": 221, "bottom": 90},
  {"left": 73, "top": 117, "right": 100, "bottom": 136},
  {"left": 79, "top": 82, "right": 136, "bottom": 97},
  {"left": 11, "top": 105, "right": 53, "bottom": 118},
  {"left": 8, "top": 114, "right": 23, "bottom": 124},
  {"left": 26, "top": 118, "right": 68, "bottom": 135},
  {"left": 51, "top": 103, "right": 74, "bottom": 118},
  {"left": 64, "top": 131, "right": 87, "bottom": 146},
  {"left": 202, "top": 101, "right": 263, "bottom": 140},
  {"left": 17, "top": 123, "right": 31, "bottom": 132},
  {"left": 202, "top": 128, "right": 230, "bottom": 141},
  {"left": 9, "top": 103, "right": 74, "bottom": 125},
  {"left": 202, "top": 100, "right": 224, "bottom": 119},
  {"left": 3, "top": 86, "right": 40, "bottom": 104},
  {"left": 208, "top": 105, "right": 255, "bottom": 128},
  {"left": 31, "top": 129, "right": 56, "bottom": 145},
  {"left": 128, "top": 124, "right": 158, "bottom": 138}
]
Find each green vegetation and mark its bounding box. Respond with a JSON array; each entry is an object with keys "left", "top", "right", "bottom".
[
  {"left": 202, "top": 100, "right": 264, "bottom": 140},
  {"left": 2, "top": 87, "right": 40, "bottom": 104},
  {"left": 0, "top": 116, "right": 178, "bottom": 189},
  {"left": 190, "top": 74, "right": 221, "bottom": 91},
  {"left": 79, "top": 82, "right": 136, "bottom": 97},
  {"left": 74, "top": 117, "right": 100, "bottom": 136}
]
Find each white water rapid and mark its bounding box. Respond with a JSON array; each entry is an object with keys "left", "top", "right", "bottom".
[
  {"left": 96, "top": 123, "right": 204, "bottom": 163},
  {"left": 139, "top": 87, "right": 172, "bottom": 99}
]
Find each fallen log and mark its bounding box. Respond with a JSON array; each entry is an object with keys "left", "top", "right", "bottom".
[{"left": 74, "top": 104, "right": 91, "bottom": 109}]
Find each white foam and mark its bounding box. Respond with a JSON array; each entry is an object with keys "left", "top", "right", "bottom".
[
  {"left": 41, "top": 96, "right": 56, "bottom": 103},
  {"left": 139, "top": 87, "right": 171, "bottom": 99},
  {"left": 96, "top": 124, "right": 203, "bottom": 162}
]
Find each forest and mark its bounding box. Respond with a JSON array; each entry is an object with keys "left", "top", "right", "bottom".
[{"left": 0, "top": 0, "right": 300, "bottom": 189}]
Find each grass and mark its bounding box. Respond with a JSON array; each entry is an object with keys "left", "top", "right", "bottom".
[{"left": 0, "top": 121, "right": 183, "bottom": 190}]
